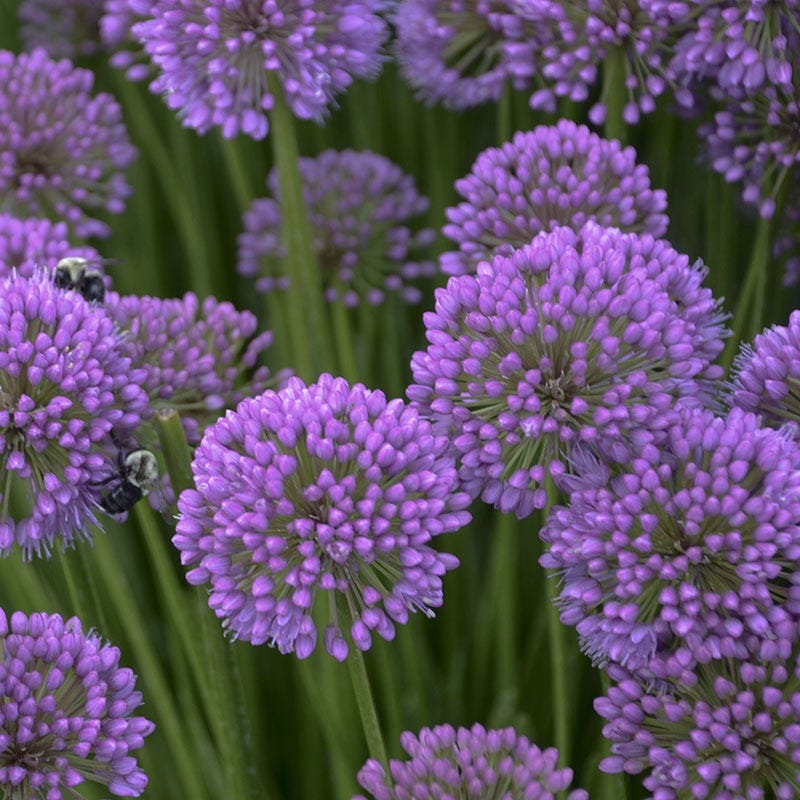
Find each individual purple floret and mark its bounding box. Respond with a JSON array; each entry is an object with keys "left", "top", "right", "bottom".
[
  {"left": 237, "top": 149, "right": 436, "bottom": 306},
  {"left": 541, "top": 407, "right": 800, "bottom": 677},
  {"left": 0, "top": 49, "right": 136, "bottom": 239},
  {"left": 100, "top": 0, "right": 151, "bottom": 82},
  {"left": 133, "top": 0, "right": 388, "bottom": 139},
  {"left": 529, "top": 1, "right": 692, "bottom": 125},
  {"left": 174, "top": 374, "right": 472, "bottom": 660},
  {"left": 408, "top": 223, "right": 726, "bottom": 518},
  {"left": 0, "top": 214, "right": 99, "bottom": 279},
  {"left": 0, "top": 271, "right": 147, "bottom": 558},
  {"left": 105, "top": 291, "right": 283, "bottom": 445},
  {"left": 730, "top": 310, "right": 800, "bottom": 426},
  {"left": 0, "top": 609, "right": 154, "bottom": 798},
  {"left": 596, "top": 654, "right": 800, "bottom": 800},
  {"left": 441, "top": 120, "right": 669, "bottom": 276},
  {"left": 702, "top": 70, "right": 800, "bottom": 218},
  {"left": 18, "top": 0, "right": 104, "bottom": 60},
  {"left": 393, "top": 0, "right": 544, "bottom": 110},
  {"left": 353, "top": 723, "right": 587, "bottom": 800},
  {"left": 670, "top": 1, "right": 800, "bottom": 98}
]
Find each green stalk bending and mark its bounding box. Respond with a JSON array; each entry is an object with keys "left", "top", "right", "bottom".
[{"left": 347, "top": 646, "right": 389, "bottom": 769}]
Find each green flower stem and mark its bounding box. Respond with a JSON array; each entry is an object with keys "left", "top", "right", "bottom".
[
  {"left": 497, "top": 84, "right": 513, "bottom": 144},
  {"left": 153, "top": 408, "right": 194, "bottom": 497},
  {"left": 330, "top": 300, "right": 360, "bottom": 382},
  {"left": 219, "top": 136, "right": 256, "bottom": 214},
  {"left": 544, "top": 476, "right": 570, "bottom": 764},
  {"left": 347, "top": 646, "right": 389, "bottom": 768},
  {"left": 491, "top": 511, "right": 519, "bottom": 691},
  {"left": 55, "top": 548, "right": 90, "bottom": 623},
  {"left": 268, "top": 76, "right": 336, "bottom": 380},
  {"left": 380, "top": 301, "right": 405, "bottom": 399},
  {"left": 601, "top": 47, "right": 628, "bottom": 145}
]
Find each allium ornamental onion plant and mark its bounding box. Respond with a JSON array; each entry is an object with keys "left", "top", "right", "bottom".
[
  {"left": 18, "top": 0, "right": 104, "bottom": 60},
  {"left": 541, "top": 407, "right": 800, "bottom": 676},
  {"left": 353, "top": 723, "right": 587, "bottom": 800},
  {"left": 408, "top": 223, "right": 726, "bottom": 518},
  {"left": 0, "top": 214, "right": 99, "bottom": 279},
  {"left": 173, "top": 374, "right": 472, "bottom": 660},
  {"left": 441, "top": 120, "right": 669, "bottom": 277},
  {"left": 105, "top": 291, "right": 282, "bottom": 446},
  {"left": 100, "top": 1, "right": 151, "bottom": 82},
  {"left": 0, "top": 271, "right": 147, "bottom": 558},
  {"left": 596, "top": 655, "right": 800, "bottom": 799},
  {"left": 133, "top": 0, "right": 388, "bottom": 139},
  {"left": 237, "top": 149, "right": 436, "bottom": 305},
  {"left": 0, "top": 609, "right": 154, "bottom": 799},
  {"left": 0, "top": 49, "right": 136, "bottom": 239},
  {"left": 393, "top": 0, "right": 543, "bottom": 109}
]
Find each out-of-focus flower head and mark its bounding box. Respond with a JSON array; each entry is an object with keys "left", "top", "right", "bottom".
[
  {"left": 174, "top": 374, "right": 471, "bottom": 660},
  {"left": 0, "top": 49, "right": 136, "bottom": 239},
  {"left": 775, "top": 197, "right": 800, "bottom": 287},
  {"left": 529, "top": 1, "right": 693, "bottom": 125},
  {"left": 133, "top": 0, "right": 388, "bottom": 139},
  {"left": 0, "top": 214, "right": 99, "bottom": 279},
  {"left": 441, "top": 120, "right": 669, "bottom": 277},
  {"left": 596, "top": 654, "right": 800, "bottom": 800},
  {"left": 18, "top": 0, "right": 104, "bottom": 60},
  {"left": 541, "top": 407, "right": 800, "bottom": 677},
  {"left": 237, "top": 149, "right": 436, "bottom": 306},
  {"left": 393, "top": 0, "right": 545, "bottom": 110},
  {"left": 354, "top": 723, "right": 588, "bottom": 800},
  {"left": 105, "top": 291, "right": 284, "bottom": 445},
  {"left": 409, "top": 223, "right": 726, "bottom": 518},
  {"left": 100, "top": 0, "right": 152, "bottom": 82},
  {"left": 0, "top": 271, "right": 147, "bottom": 558},
  {"left": 0, "top": 608, "right": 154, "bottom": 798}
]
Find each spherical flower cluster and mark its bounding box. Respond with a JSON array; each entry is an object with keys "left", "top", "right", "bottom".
[
  {"left": 0, "top": 609, "right": 154, "bottom": 799},
  {"left": 393, "top": 0, "right": 543, "bottom": 110},
  {"left": 354, "top": 723, "right": 587, "bottom": 800},
  {"left": 0, "top": 271, "right": 147, "bottom": 558},
  {"left": 596, "top": 655, "right": 800, "bottom": 799},
  {"left": 18, "top": 0, "right": 104, "bottom": 60},
  {"left": 0, "top": 49, "right": 136, "bottom": 239},
  {"left": 702, "top": 73, "right": 800, "bottom": 218},
  {"left": 174, "top": 374, "right": 472, "bottom": 660},
  {"left": 670, "top": 1, "right": 800, "bottom": 98},
  {"left": 730, "top": 310, "right": 800, "bottom": 427},
  {"left": 441, "top": 120, "right": 669, "bottom": 277},
  {"left": 408, "top": 223, "right": 725, "bottom": 518},
  {"left": 105, "top": 291, "right": 282, "bottom": 445},
  {"left": 237, "top": 149, "right": 435, "bottom": 305},
  {"left": 0, "top": 214, "right": 99, "bottom": 279},
  {"left": 529, "top": 1, "right": 691, "bottom": 125},
  {"left": 541, "top": 407, "right": 800, "bottom": 677},
  {"left": 133, "top": 0, "right": 388, "bottom": 139}
]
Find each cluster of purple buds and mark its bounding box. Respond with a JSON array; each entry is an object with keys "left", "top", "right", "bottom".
[
  {"left": 354, "top": 723, "right": 587, "bottom": 800},
  {"left": 100, "top": 0, "right": 151, "bottom": 82},
  {"left": 18, "top": 0, "right": 105, "bottom": 60},
  {"left": 0, "top": 609, "right": 153, "bottom": 798},
  {"left": 174, "top": 374, "right": 471, "bottom": 660},
  {"left": 541, "top": 407, "right": 800, "bottom": 678},
  {"left": 441, "top": 120, "right": 668, "bottom": 277},
  {"left": 0, "top": 48, "right": 136, "bottom": 239},
  {"left": 133, "top": 0, "right": 388, "bottom": 139},
  {"left": 409, "top": 222, "right": 726, "bottom": 518},
  {"left": 238, "top": 149, "right": 436, "bottom": 306}
]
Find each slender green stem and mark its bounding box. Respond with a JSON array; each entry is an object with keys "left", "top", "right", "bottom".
[
  {"left": 491, "top": 512, "right": 518, "bottom": 692},
  {"left": 330, "top": 301, "right": 360, "bottom": 382},
  {"left": 219, "top": 137, "right": 256, "bottom": 214},
  {"left": 268, "top": 76, "right": 336, "bottom": 379},
  {"left": 347, "top": 647, "right": 389, "bottom": 768},
  {"left": 601, "top": 47, "right": 628, "bottom": 144},
  {"left": 56, "top": 548, "right": 90, "bottom": 622},
  {"left": 153, "top": 408, "right": 195, "bottom": 498},
  {"left": 497, "top": 84, "right": 513, "bottom": 144}
]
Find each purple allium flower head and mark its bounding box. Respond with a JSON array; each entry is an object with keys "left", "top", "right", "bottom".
[
  {"left": 0, "top": 271, "right": 147, "bottom": 558},
  {"left": 0, "top": 609, "right": 154, "bottom": 798},
  {"left": 393, "top": 0, "right": 545, "bottom": 110},
  {"left": 701, "top": 69, "right": 800, "bottom": 218},
  {"left": 353, "top": 723, "right": 588, "bottom": 800},
  {"left": 596, "top": 654, "right": 800, "bottom": 800},
  {"left": 541, "top": 407, "right": 800, "bottom": 676},
  {"left": 409, "top": 223, "right": 726, "bottom": 518},
  {"left": 105, "top": 291, "right": 282, "bottom": 445},
  {"left": 730, "top": 310, "right": 800, "bottom": 427},
  {"left": 18, "top": 0, "right": 105, "bottom": 60},
  {"left": 441, "top": 120, "right": 669, "bottom": 277},
  {"left": 0, "top": 49, "right": 137, "bottom": 239},
  {"left": 670, "top": 1, "right": 800, "bottom": 98},
  {"left": 237, "top": 150, "right": 436, "bottom": 306},
  {"left": 0, "top": 214, "right": 99, "bottom": 279},
  {"left": 100, "top": 0, "right": 152, "bottom": 82},
  {"left": 133, "top": 0, "right": 388, "bottom": 139},
  {"left": 528, "top": 1, "right": 692, "bottom": 125},
  {"left": 174, "top": 374, "right": 472, "bottom": 660}
]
